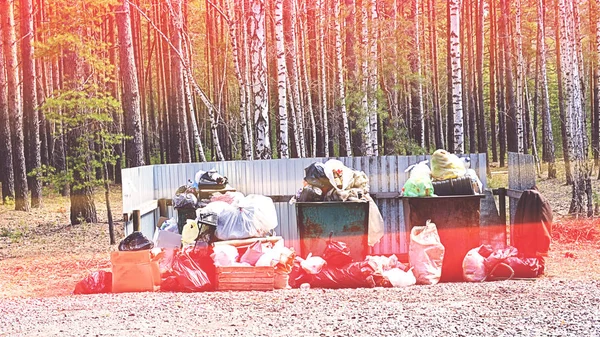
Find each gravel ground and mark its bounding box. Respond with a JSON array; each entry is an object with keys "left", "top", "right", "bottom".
[{"left": 1, "top": 279, "right": 599, "bottom": 337}]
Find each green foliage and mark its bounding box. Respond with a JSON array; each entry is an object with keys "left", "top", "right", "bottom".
[{"left": 34, "top": 87, "right": 127, "bottom": 193}]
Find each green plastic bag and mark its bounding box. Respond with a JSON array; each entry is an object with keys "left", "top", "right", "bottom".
[{"left": 402, "top": 176, "right": 436, "bottom": 197}]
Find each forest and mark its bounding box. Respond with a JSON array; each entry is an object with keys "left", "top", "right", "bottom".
[{"left": 0, "top": 0, "right": 598, "bottom": 223}]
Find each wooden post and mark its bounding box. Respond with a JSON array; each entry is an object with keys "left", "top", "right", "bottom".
[
  {"left": 158, "top": 198, "right": 168, "bottom": 217},
  {"left": 497, "top": 188, "right": 507, "bottom": 226},
  {"left": 133, "top": 209, "right": 141, "bottom": 232}
]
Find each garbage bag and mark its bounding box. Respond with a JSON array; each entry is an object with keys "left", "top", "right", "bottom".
[
  {"left": 409, "top": 220, "right": 445, "bottom": 285},
  {"left": 215, "top": 195, "right": 278, "bottom": 240},
  {"left": 404, "top": 160, "right": 431, "bottom": 179},
  {"left": 483, "top": 246, "right": 518, "bottom": 273},
  {"left": 462, "top": 245, "right": 489, "bottom": 282},
  {"left": 211, "top": 244, "right": 239, "bottom": 267},
  {"left": 301, "top": 254, "right": 327, "bottom": 274},
  {"left": 322, "top": 232, "right": 353, "bottom": 267},
  {"left": 173, "top": 193, "right": 198, "bottom": 209},
  {"left": 161, "top": 251, "right": 211, "bottom": 292},
  {"left": 119, "top": 232, "right": 154, "bottom": 251},
  {"left": 402, "top": 175, "right": 435, "bottom": 197},
  {"left": 195, "top": 169, "right": 228, "bottom": 188},
  {"left": 297, "top": 185, "right": 325, "bottom": 202},
  {"left": 430, "top": 149, "right": 467, "bottom": 181},
  {"left": 366, "top": 196, "right": 385, "bottom": 246},
  {"left": 181, "top": 219, "right": 200, "bottom": 246},
  {"left": 73, "top": 271, "right": 112, "bottom": 295},
  {"left": 323, "top": 159, "right": 356, "bottom": 190},
  {"left": 504, "top": 257, "right": 542, "bottom": 278},
  {"left": 304, "top": 162, "right": 333, "bottom": 190},
  {"left": 307, "top": 261, "right": 377, "bottom": 289},
  {"left": 383, "top": 267, "right": 416, "bottom": 288},
  {"left": 240, "top": 240, "right": 264, "bottom": 266}
]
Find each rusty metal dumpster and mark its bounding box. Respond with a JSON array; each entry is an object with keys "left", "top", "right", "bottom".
[
  {"left": 295, "top": 201, "right": 369, "bottom": 262},
  {"left": 402, "top": 195, "right": 484, "bottom": 282}
]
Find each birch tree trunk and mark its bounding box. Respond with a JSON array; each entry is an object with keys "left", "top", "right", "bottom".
[
  {"left": 595, "top": 0, "right": 600, "bottom": 178},
  {"left": 558, "top": 0, "right": 591, "bottom": 215},
  {"left": 297, "top": 0, "right": 316, "bottom": 157},
  {"left": 20, "top": 0, "right": 42, "bottom": 208},
  {"left": 116, "top": 0, "right": 145, "bottom": 168},
  {"left": 361, "top": 1, "right": 372, "bottom": 155},
  {"left": 368, "top": 0, "right": 379, "bottom": 156},
  {"left": 335, "top": 0, "right": 352, "bottom": 156},
  {"left": 489, "top": 0, "right": 498, "bottom": 162},
  {"left": 286, "top": 0, "right": 305, "bottom": 158},
  {"left": 0, "top": 0, "right": 29, "bottom": 211},
  {"left": 538, "top": 0, "right": 556, "bottom": 178},
  {"left": 317, "top": 0, "right": 329, "bottom": 157},
  {"left": 411, "top": 0, "right": 424, "bottom": 147},
  {"left": 555, "top": 0, "right": 573, "bottom": 184},
  {"left": 226, "top": 0, "right": 252, "bottom": 160},
  {"left": 429, "top": 0, "right": 444, "bottom": 150},
  {"left": 182, "top": 63, "right": 207, "bottom": 162},
  {"left": 275, "top": 0, "right": 289, "bottom": 158},
  {"left": 515, "top": 0, "right": 525, "bottom": 153},
  {"left": 249, "top": 0, "right": 271, "bottom": 159},
  {"left": 169, "top": 0, "right": 190, "bottom": 163},
  {"left": 0, "top": 37, "right": 15, "bottom": 201},
  {"left": 449, "top": 0, "right": 464, "bottom": 154}
]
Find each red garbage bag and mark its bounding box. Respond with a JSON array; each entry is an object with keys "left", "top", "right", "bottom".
[
  {"left": 322, "top": 232, "right": 353, "bottom": 268},
  {"left": 74, "top": 271, "right": 112, "bottom": 295},
  {"left": 161, "top": 251, "right": 211, "bottom": 292},
  {"left": 308, "top": 261, "right": 377, "bottom": 289}
]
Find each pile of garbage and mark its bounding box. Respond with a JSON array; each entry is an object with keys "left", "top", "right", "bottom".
[
  {"left": 402, "top": 149, "right": 483, "bottom": 197},
  {"left": 291, "top": 159, "right": 384, "bottom": 247}
]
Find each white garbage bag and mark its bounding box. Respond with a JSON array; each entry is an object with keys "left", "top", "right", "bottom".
[{"left": 409, "top": 220, "right": 445, "bottom": 285}]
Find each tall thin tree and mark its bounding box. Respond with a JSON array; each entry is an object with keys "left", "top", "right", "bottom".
[
  {"left": 0, "top": 0, "right": 29, "bottom": 211},
  {"left": 538, "top": 0, "right": 556, "bottom": 178},
  {"left": 116, "top": 0, "right": 145, "bottom": 168},
  {"left": 449, "top": 0, "right": 464, "bottom": 154},
  {"left": 0, "top": 36, "right": 15, "bottom": 202}
]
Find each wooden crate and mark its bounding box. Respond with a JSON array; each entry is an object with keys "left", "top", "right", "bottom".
[{"left": 216, "top": 266, "right": 274, "bottom": 291}]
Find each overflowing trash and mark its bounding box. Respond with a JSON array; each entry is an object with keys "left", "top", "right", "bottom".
[
  {"left": 402, "top": 149, "right": 483, "bottom": 197},
  {"left": 462, "top": 245, "right": 545, "bottom": 281},
  {"left": 409, "top": 220, "right": 445, "bottom": 285},
  {"left": 291, "top": 159, "right": 384, "bottom": 247}
]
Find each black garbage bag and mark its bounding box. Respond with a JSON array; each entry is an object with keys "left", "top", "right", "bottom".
[
  {"left": 304, "top": 162, "right": 333, "bottom": 190},
  {"left": 73, "top": 271, "right": 112, "bottom": 294},
  {"left": 308, "top": 261, "right": 377, "bottom": 289},
  {"left": 161, "top": 250, "right": 211, "bottom": 292},
  {"left": 297, "top": 185, "right": 325, "bottom": 202},
  {"left": 173, "top": 193, "right": 198, "bottom": 209},
  {"left": 504, "top": 257, "right": 542, "bottom": 278},
  {"left": 322, "top": 232, "right": 353, "bottom": 268},
  {"left": 118, "top": 232, "right": 154, "bottom": 251},
  {"left": 197, "top": 169, "right": 228, "bottom": 188}
]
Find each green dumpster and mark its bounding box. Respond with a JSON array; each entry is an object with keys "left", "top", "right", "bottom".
[{"left": 295, "top": 201, "right": 369, "bottom": 262}]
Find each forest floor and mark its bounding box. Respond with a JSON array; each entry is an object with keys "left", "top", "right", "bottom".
[{"left": 0, "top": 161, "right": 599, "bottom": 336}]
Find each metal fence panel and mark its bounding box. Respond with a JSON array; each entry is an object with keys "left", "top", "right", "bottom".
[{"left": 122, "top": 154, "right": 488, "bottom": 255}]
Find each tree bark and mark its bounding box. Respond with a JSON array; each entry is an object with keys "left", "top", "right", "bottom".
[
  {"left": 428, "top": 0, "right": 443, "bottom": 150},
  {"left": 489, "top": 0, "right": 498, "bottom": 162},
  {"left": 317, "top": 0, "right": 329, "bottom": 157},
  {"left": 116, "top": 0, "right": 145, "bottom": 168},
  {"left": 476, "top": 0, "right": 487, "bottom": 162},
  {"left": 538, "top": 0, "right": 556, "bottom": 178},
  {"left": 558, "top": 0, "right": 591, "bottom": 216},
  {"left": 0, "top": 36, "right": 15, "bottom": 202},
  {"left": 1, "top": 0, "right": 30, "bottom": 211},
  {"left": 556, "top": 0, "right": 573, "bottom": 184},
  {"left": 449, "top": 0, "right": 464, "bottom": 154},
  {"left": 410, "top": 0, "right": 424, "bottom": 148},
  {"left": 368, "top": 0, "right": 379, "bottom": 156},
  {"left": 515, "top": 0, "right": 525, "bottom": 153},
  {"left": 500, "top": 0, "right": 518, "bottom": 154},
  {"left": 275, "top": 0, "right": 289, "bottom": 158},
  {"left": 20, "top": 0, "right": 42, "bottom": 208},
  {"left": 334, "top": 0, "right": 351, "bottom": 156}
]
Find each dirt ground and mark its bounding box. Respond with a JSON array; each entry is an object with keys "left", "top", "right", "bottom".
[{"left": 0, "top": 162, "right": 599, "bottom": 336}]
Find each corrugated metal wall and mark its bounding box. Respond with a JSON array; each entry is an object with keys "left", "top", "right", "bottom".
[{"left": 122, "top": 154, "right": 487, "bottom": 255}]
